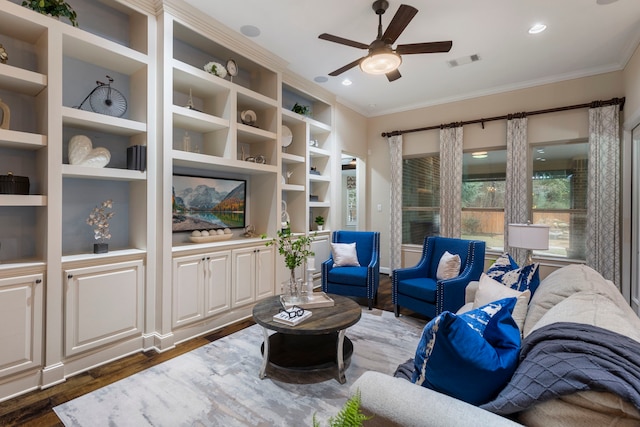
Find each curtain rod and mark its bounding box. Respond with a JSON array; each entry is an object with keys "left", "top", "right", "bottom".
[{"left": 381, "top": 96, "right": 625, "bottom": 138}]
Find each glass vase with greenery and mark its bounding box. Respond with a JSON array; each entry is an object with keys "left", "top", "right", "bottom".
[{"left": 262, "top": 229, "right": 314, "bottom": 298}]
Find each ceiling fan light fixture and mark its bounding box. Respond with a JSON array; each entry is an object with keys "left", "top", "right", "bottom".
[
  {"left": 528, "top": 23, "right": 547, "bottom": 34},
  {"left": 360, "top": 51, "right": 402, "bottom": 75}
]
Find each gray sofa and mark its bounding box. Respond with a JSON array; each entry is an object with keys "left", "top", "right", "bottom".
[{"left": 351, "top": 264, "right": 640, "bottom": 427}]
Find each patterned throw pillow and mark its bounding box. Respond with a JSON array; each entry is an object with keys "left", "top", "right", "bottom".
[
  {"left": 486, "top": 253, "right": 540, "bottom": 294},
  {"left": 436, "top": 251, "right": 461, "bottom": 280},
  {"left": 411, "top": 297, "right": 521, "bottom": 405},
  {"left": 473, "top": 273, "right": 531, "bottom": 334}
]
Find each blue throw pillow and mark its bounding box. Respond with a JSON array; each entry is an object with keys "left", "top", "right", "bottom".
[
  {"left": 411, "top": 297, "right": 521, "bottom": 406},
  {"left": 486, "top": 253, "right": 540, "bottom": 294}
]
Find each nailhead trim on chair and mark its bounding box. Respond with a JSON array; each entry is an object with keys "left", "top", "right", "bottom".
[
  {"left": 392, "top": 235, "right": 429, "bottom": 307},
  {"left": 366, "top": 231, "right": 380, "bottom": 301},
  {"left": 394, "top": 238, "right": 484, "bottom": 317},
  {"left": 436, "top": 241, "right": 476, "bottom": 315},
  {"left": 322, "top": 231, "right": 380, "bottom": 309}
]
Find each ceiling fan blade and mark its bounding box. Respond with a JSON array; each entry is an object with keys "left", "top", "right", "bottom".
[
  {"left": 318, "top": 33, "right": 369, "bottom": 50},
  {"left": 328, "top": 57, "right": 365, "bottom": 76},
  {"left": 382, "top": 4, "right": 418, "bottom": 45},
  {"left": 396, "top": 41, "right": 453, "bottom": 55},
  {"left": 386, "top": 69, "right": 402, "bottom": 82}
]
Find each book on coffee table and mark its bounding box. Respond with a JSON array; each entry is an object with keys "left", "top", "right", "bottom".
[{"left": 272, "top": 309, "right": 312, "bottom": 326}]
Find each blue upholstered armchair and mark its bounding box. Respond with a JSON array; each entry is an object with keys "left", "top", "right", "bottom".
[
  {"left": 322, "top": 231, "right": 380, "bottom": 310},
  {"left": 392, "top": 236, "right": 486, "bottom": 318}
]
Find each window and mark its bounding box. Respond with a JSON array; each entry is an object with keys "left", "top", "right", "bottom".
[
  {"left": 403, "top": 142, "right": 588, "bottom": 261},
  {"left": 461, "top": 149, "right": 506, "bottom": 251},
  {"left": 402, "top": 155, "right": 440, "bottom": 244},
  {"left": 531, "top": 142, "right": 588, "bottom": 260}
]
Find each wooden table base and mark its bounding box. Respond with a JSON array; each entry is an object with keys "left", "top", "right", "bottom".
[
  {"left": 253, "top": 294, "right": 361, "bottom": 385},
  {"left": 260, "top": 330, "right": 354, "bottom": 383}
]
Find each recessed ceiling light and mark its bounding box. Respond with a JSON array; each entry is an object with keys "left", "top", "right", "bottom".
[
  {"left": 472, "top": 151, "right": 488, "bottom": 159},
  {"left": 342, "top": 78, "right": 352, "bottom": 86},
  {"left": 528, "top": 23, "right": 547, "bottom": 34},
  {"left": 314, "top": 76, "right": 328, "bottom": 83},
  {"left": 240, "top": 25, "right": 260, "bottom": 37}
]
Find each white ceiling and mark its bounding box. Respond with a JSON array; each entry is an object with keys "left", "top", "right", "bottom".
[{"left": 184, "top": 0, "right": 640, "bottom": 117}]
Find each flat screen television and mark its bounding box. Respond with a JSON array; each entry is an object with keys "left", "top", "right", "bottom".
[{"left": 172, "top": 174, "right": 246, "bottom": 232}]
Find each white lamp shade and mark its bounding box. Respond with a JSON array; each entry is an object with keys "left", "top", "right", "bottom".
[{"left": 508, "top": 223, "right": 550, "bottom": 250}]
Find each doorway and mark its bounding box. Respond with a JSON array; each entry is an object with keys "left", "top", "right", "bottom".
[
  {"left": 631, "top": 123, "right": 640, "bottom": 314},
  {"left": 341, "top": 153, "right": 365, "bottom": 230}
]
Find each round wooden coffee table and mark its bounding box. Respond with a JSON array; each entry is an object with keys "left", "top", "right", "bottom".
[{"left": 252, "top": 294, "right": 361, "bottom": 384}]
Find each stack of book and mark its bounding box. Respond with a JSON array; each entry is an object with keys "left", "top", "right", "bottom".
[
  {"left": 126, "top": 145, "right": 147, "bottom": 171},
  {"left": 272, "top": 309, "right": 312, "bottom": 326}
]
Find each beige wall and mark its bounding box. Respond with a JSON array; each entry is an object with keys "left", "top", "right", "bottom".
[
  {"left": 621, "top": 43, "right": 640, "bottom": 300},
  {"left": 335, "top": 103, "right": 368, "bottom": 158},
  {"left": 623, "top": 43, "right": 640, "bottom": 127},
  {"left": 334, "top": 103, "right": 368, "bottom": 229},
  {"left": 365, "top": 72, "right": 625, "bottom": 271}
]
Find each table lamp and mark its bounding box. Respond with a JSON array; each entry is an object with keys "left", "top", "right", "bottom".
[{"left": 508, "top": 223, "right": 550, "bottom": 265}]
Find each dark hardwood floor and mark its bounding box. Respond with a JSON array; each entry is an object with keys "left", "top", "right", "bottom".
[{"left": 0, "top": 274, "right": 423, "bottom": 426}]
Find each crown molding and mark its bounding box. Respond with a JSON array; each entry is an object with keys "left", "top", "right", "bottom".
[{"left": 111, "top": 0, "right": 157, "bottom": 15}]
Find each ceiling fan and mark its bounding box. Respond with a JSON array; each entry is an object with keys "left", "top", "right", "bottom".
[{"left": 318, "top": 0, "right": 453, "bottom": 82}]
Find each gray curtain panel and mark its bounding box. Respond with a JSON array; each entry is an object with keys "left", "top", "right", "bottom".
[
  {"left": 505, "top": 117, "right": 529, "bottom": 265},
  {"left": 388, "top": 134, "right": 403, "bottom": 272},
  {"left": 439, "top": 126, "right": 463, "bottom": 238},
  {"left": 587, "top": 105, "right": 621, "bottom": 286}
]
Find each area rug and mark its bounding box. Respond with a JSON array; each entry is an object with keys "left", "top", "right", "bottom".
[{"left": 54, "top": 308, "right": 425, "bottom": 426}]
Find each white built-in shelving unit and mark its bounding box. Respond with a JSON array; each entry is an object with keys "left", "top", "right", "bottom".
[
  {"left": 0, "top": 0, "right": 156, "bottom": 401},
  {"left": 0, "top": 0, "right": 337, "bottom": 402}
]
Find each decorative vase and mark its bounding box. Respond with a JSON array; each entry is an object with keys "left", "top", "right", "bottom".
[
  {"left": 282, "top": 270, "right": 302, "bottom": 304},
  {"left": 0, "top": 98, "right": 10, "bottom": 130},
  {"left": 94, "top": 243, "right": 108, "bottom": 254},
  {"left": 317, "top": 225, "right": 324, "bottom": 231}
]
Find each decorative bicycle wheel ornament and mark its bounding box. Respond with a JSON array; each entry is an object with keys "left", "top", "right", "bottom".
[
  {"left": 75, "top": 75, "right": 128, "bottom": 118},
  {"left": 89, "top": 84, "right": 127, "bottom": 117}
]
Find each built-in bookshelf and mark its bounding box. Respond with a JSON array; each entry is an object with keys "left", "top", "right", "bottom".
[
  {"left": 0, "top": 0, "right": 337, "bottom": 404},
  {"left": 0, "top": 0, "right": 156, "bottom": 401}
]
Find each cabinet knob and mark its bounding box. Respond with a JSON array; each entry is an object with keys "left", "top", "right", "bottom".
[
  {"left": 67, "top": 274, "right": 73, "bottom": 279},
  {"left": 206, "top": 257, "right": 210, "bottom": 260},
  {"left": 35, "top": 279, "right": 42, "bottom": 284}
]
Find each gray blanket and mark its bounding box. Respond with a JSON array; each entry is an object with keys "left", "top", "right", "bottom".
[{"left": 481, "top": 322, "right": 640, "bottom": 415}]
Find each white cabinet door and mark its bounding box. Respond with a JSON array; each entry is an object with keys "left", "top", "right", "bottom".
[
  {"left": 232, "top": 247, "right": 256, "bottom": 307},
  {"left": 232, "top": 245, "right": 275, "bottom": 307},
  {"left": 0, "top": 274, "right": 43, "bottom": 378},
  {"left": 255, "top": 246, "right": 275, "bottom": 300},
  {"left": 204, "top": 250, "right": 231, "bottom": 316},
  {"left": 65, "top": 260, "right": 144, "bottom": 357},
  {"left": 172, "top": 254, "right": 206, "bottom": 328}
]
